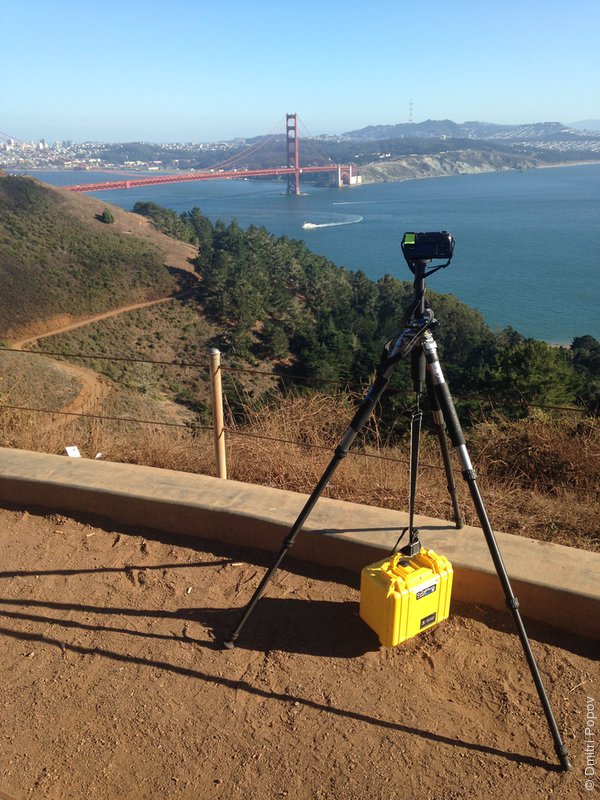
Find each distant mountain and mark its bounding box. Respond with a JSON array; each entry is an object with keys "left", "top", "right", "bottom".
[
  {"left": 341, "top": 119, "right": 600, "bottom": 143},
  {"left": 570, "top": 120, "right": 600, "bottom": 132},
  {"left": 341, "top": 119, "right": 466, "bottom": 140}
]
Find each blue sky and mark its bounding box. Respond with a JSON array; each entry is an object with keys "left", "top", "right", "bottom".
[{"left": 2, "top": 0, "right": 599, "bottom": 142}]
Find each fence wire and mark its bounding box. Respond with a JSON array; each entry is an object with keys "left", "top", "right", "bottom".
[
  {"left": 0, "top": 346, "right": 588, "bottom": 414},
  {"left": 0, "top": 345, "right": 596, "bottom": 495}
]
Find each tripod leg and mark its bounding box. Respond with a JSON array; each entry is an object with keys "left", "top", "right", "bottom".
[
  {"left": 422, "top": 333, "right": 571, "bottom": 771},
  {"left": 222, "top": 450, "right": 346, "bottom": 649},
  {"left": 400, "top": 407, "right": 423, "bottom": 556},
  {"left": 426, "top": 375, "right": 463, "bottom": 529},
  {"left": 223, "top": 374, "right": 391, "bottom": 649},
  {"left": 408, "top": 408, "right": 422, "bottom": 535}
]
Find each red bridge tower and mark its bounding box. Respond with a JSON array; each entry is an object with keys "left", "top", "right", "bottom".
[{"left": 286, "top": 113, "right": 300, "bottom": 195}]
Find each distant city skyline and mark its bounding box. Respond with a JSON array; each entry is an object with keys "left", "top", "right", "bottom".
[{"left": 3, "top": 0, "right": 599, "bottom": 143}]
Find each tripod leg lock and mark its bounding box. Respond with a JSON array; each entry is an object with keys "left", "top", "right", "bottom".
[
  {"left": 505, "top": 596, "right": 520, "bottom": 611},
  {"left": 334, "top": 444, "right": 350, "bottom": 459},
  {"left": 461, "top": 468, "right": 478, "bottom": 481}
]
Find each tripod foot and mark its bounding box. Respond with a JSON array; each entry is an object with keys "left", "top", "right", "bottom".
[
  {"left": 221, "top": 638, "right": 236, "bottom": 650},
  {"left": 559, "top": 751, "right": 572, "bottom": 772}
]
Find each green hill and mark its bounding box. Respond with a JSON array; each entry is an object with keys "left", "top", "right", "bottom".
[{"left": 0, "top": 175, "right": 187, "bottom": 340}]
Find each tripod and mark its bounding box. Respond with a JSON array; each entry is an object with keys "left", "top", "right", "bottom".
[{"left": 222, "top": 249, "right": 572, "bottom": 772}]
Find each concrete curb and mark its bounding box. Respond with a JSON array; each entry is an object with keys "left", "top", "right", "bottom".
[{"left": 0, "top": 447, "right": 598, "bottom": 639}]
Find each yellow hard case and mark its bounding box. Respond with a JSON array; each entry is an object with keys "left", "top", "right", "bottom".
[{"left": 359, "top": 548, "right": 453, "bottom": 646}]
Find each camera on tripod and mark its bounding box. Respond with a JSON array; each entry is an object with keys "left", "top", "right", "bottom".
[
  {"left": 222, "top": 227, "right": 572, "bottom": 771},
  {"left": 401, "top": 231, "right": 454, "bottom": 263}
]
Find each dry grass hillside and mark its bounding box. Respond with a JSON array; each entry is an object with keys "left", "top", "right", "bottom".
[
  {"left": 0, "top": 175, "right": 198, "bottom": 342},
  {"left": 54, "top": 185, "right": 198, "bottom": 274},
  {"left": 1, "top": 372, "right": 597, "bottom": 552}
]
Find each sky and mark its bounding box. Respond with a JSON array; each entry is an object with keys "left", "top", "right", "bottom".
[{"left": 2, "top": 0, "right": 599, "bottom": 143}]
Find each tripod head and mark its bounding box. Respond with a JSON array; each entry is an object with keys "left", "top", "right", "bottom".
[
  {"left": 401, "top": 231, "right": 454, "bottom": 326},
  {"left": 401, "top": 231, "right": 454, "bottom": 277}
]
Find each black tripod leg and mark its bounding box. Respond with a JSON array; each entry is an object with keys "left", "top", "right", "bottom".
[
  {"left": 223, "top": 374, "right": 390, "bottom": 649},
  {"left": 408, "top": 347, "right": 426, "bottom": 542},
  {"left": 422, "top": 333, "right": 571, "bottom": 771},
  {"left": 400, "top": 407, "right": 423, "bottom": 557},
  {"left": 463, "top": 477, "right": 572, "bottom": 771},
  {"left": 408, "top": 408, "right": 422, "bottom": 535},
  {"left": 426, "top": 375, "right": 463, "bottom": 529}
]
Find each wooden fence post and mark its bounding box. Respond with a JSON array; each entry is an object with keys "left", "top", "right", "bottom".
[{"left": 209, "top": 348, "right": 227, "bottom": 479}]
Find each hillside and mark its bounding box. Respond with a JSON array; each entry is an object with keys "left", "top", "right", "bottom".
[
  {"left": 359, "top": 149, "right": 539, "bottom": 184},
  {"left": 341, "top": 119, "right": 600, "bottom": 143},
  {"left": 0, "top": 175, "right": 198, "bottom": 341}
]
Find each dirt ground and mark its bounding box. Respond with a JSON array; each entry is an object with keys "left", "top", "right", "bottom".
[{"left": 0, "top": 505, "right": 597, "bottom": 800}]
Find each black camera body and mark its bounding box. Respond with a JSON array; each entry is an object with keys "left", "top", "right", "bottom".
[{"left": 401, "top": 231, "right": 454, "bottom": 263}]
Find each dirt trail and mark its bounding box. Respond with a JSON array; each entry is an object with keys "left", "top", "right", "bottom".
[
  {"left": 4, "top": 186, "right": 203, "bottom": 418},
  {"left": 8, "top": 291, "right": 196, "bottom": 419},
  {"left": 54, "top": 360, "right": 110, "bottom": 418},
  {"left": 9, "top": 292, "right": 189, "bottom": 351}
]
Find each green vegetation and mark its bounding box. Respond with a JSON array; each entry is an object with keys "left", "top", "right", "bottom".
[
  {"left": 3, "top": 182, "right": 594, "bottom": 440},
  {"left": 133, "top": 202, "right": 598, "bottom": 429},
  {"left": 0, "top": 175, "right": 176, "bottom": 338},
  {"left": 132, "top": 202, "right": 213, "bottom": 249},
  {"left": 99, "top": 208, "right": 114, "bottom": 224},
  {"left": 571, "top": 335, "right": 600, "bottom": 413}
]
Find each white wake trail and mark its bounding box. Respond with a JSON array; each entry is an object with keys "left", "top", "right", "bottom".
[{"left": 302, "top": 215, "right": 363, "bottom": 229}]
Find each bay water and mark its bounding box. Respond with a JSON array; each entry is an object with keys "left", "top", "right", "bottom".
[{"left": 33, "top": 164, "right": 600, "bottom": 343}]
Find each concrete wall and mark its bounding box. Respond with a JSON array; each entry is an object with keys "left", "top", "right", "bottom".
[{"left": 0, "top": 447, "right": 598, "bottom": 639}]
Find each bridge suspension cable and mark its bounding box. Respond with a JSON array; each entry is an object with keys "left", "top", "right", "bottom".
[
  {"left": 195, "top": 117, "right": 284, "bottom": 173},
  {"left": 0, "top": 130, "right": 29, "bottom": 146},
  {"left": 298, "top": 117, "right": 335, "bottom": 165}
]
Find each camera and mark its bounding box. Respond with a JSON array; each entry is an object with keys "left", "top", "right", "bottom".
[{"left": 401, "top": 231, "right": 455, "bottom": 263}]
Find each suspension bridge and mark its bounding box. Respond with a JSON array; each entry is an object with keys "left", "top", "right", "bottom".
[{"left": 56, "top": 114, "right": 358, "bottom": 195}]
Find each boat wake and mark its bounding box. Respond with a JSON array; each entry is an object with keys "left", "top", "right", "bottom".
[{"left": 302, "top": 215, "right": 363, "bottom": 230}]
